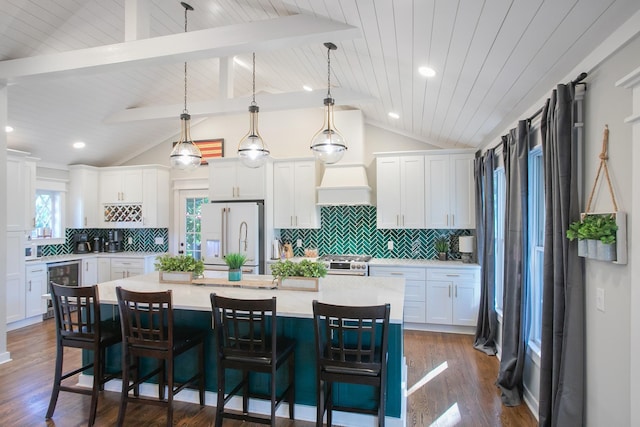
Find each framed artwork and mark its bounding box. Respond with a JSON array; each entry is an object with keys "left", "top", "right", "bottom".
[{"left": 194, "top": 139, "right": 224, "bottom": 164}]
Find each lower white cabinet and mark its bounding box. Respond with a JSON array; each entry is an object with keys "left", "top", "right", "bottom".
[
  {"left": 25, "top": 263, "right": 47, "bottom": 318},
  {"left": 426, "top": 268, "right": 480, "bottom": 326},
  {"left": 108, "top": 255, "right": 158, "bottom": 281},
  {"left": 6, "top": 231, "right": 26, "bottom": 324},
  {"left": 98, "top": 258, "right": 111, "bottom": 283},
  {"left": 82, "top": 257, "right": 98, "bottom": 286},
  {"left": 368, "top": 266, "right": 426, "bottom": 323}
]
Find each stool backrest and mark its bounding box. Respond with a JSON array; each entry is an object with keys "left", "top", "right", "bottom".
[
  {"left": 313, "top": 301, "right": 391, "bottom": 373},
  {"left": 50, "top": 282, "right": 101, "bottom": 342},
  {"left": 210, "top": 294, "right": 276, "bottom": 360},
  {"left": 116, "top": 287, "right": 173, "bottom": 354}
]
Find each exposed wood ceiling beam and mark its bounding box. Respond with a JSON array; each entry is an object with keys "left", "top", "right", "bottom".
[
  {"left": 0, "top": 14, "right": 359, "bottom": 83},
  {"left": 104, "top": 88, "right": 375, "bottom": 123}
]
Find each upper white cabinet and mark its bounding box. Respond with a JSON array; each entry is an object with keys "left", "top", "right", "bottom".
[
  {"left": 7, "top": 151, "right": 36, "bottom": 232},
  {"left": 425, "top": 153, "right": 475, "bottom": 229},
  {"left": 376, "top": 155, "right": 425, "bottom": 229},
  {"left": 209, "top": 159, "right": 265, "bottom": 201},
  {"left": 100, "top": 168, "right": 143, "bottom": 204},
  {"left": 68, "top": 165, "right": 99, "bottom": 228},
  {"left": 142, "top": 168, "right": 170, "bottom": 228},
  {"left": 273, "top": 159, "right": 320, "bottom": 229}
]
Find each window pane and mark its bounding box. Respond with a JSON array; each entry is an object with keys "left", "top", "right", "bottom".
[{"left": 185, "top": 197, "right": 208, "bottom": 260}]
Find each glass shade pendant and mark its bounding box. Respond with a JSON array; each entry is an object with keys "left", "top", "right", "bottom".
[
  {"left": 238, "top": 52, "right": 269, "bottom": 168},
  {"left": 170, "top": 112, "right": 201, "bottom": 170},
  {"left": 170, "top": 2, "right": 202, "bottom": 171},
  {"left": 310, "top": 42, "right": 346, "bottom": 164}
]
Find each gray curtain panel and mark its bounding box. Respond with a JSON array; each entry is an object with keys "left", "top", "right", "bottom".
[
  {"left": 538, "top": 84, "right": 585, "bottom": 427},
  {"left": 473, "top": 149, "right": 497, "bottom": 355},
  {"left": 496, "top": 120, "right": 529, "bottom": 406}
]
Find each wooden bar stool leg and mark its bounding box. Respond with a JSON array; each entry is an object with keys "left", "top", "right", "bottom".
[
  {"left": 289, "top": 352, "right": 295, "bottom": 420},
  {"left": 215, "top": 364, "right": 225, "bottom": 427},
  {"left": 198, "top": 342, "right": 205, "bottom": 406},
  {"left": 166, "top": 357, "right": 174, "bottom": 427},
  {"left": 45, "top": 340, "right": 64, "bottom": 419},
  {"left": 118, "top": 349, "right": 129, "bottom": 427},
  {"left": 88, "top": 350, "right": 101, "bottom": 426}
]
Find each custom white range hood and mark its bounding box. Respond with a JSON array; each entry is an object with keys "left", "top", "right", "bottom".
[{"left": 316, "top": 163, "right": 372, "bottom": 205}]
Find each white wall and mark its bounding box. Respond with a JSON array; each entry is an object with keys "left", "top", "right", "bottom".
[{"left": 0, "top": 85, "right": 8, "bottom": 363}]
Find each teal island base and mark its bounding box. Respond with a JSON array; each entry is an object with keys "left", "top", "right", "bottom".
[{"left": 86, "top": 306, "right": 406, "bottom": 426}]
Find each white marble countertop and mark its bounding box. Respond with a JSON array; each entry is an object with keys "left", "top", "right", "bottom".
[
  {"left": 26, "top": 252, "right": 165, "bottom": 264},
  {"left": 97, "top": 271, "right": 405, "bottom": 324}
]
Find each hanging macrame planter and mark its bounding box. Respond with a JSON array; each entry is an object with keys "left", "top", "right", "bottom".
[{"left": 567, "top": 125, "right": 627, "bottom": 264}]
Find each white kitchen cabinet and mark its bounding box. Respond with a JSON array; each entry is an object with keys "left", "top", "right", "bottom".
[
  {"left": 141, "top": 167, "right": 170, "bottom": 227},
  {"left": 108, "top": 255, "right": 158, "bottom": 281},
  {"left": 273, "top": 160, "right": 320, "bottom": 229},
  {"left": 25, "top": 263, "right": 47, "bottom": 318},
  {"left": 6, "top": 231, "right": 26, "bottom": 323},
  {"left": 426, "top": 268, "right": 480, "bottom": 326},
  {"left": 100, "top": 168, "right": 143, "bottom": 204},
  {"left": 7, "top": 151, "right": 35, "bottom": 232},
  {"left": 98, "top": 258, "right": 111, "bottom": 283},
  {"left": 376, "top": 155, "right": 425, "bottom": 229},
  {"left": 82, "top": 257, "right": 98, "bottom": 286},
  {"left": 209, "top": 159, "right": 265, "bottom": 201},
  {"left": 68, "top": 165, "right": 99, "bottom": 228},
  {"left": 369, "top": 265, "right": 426, "bottom": 324},
  {"left": 425, "top": 153, "right": 475, "bottom": 229}
]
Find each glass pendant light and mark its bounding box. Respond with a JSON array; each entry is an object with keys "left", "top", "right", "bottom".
[
  {"left": 310, "top": 42, "right": 347, "bottom": 164},
  {"left": 170, "top": 2, "right": 202, "bottom": 170},
  {"left": 238, "top": 52, "right": 270, "bottom": 168}
]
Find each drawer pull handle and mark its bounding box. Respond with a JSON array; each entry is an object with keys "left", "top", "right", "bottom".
[
  {"left": 446, "top": 274, "right": 460, "bottom": 277},
  {"left": 390, "top": 272, "right": 404, "bottom": 276}
]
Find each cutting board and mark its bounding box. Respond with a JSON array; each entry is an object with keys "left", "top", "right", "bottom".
[{"left": 191, "top": 277, "right": 277, "bottom": 289}]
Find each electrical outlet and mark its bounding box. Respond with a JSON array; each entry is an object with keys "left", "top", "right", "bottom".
[
  {"left": 297, "top": 239, "right": 302, "bottom": 248},
  {"left": 388, "top": 241, "right": 394, "bottom": 251},
  {"left": 127, "top": 237, "right": 133, "bottom": 245},
  {"left": 154, "top": 237, "right": 164, "bottom": 245},
  {"left": 596, "top": 288, "right": 605, "bottom": 312}
]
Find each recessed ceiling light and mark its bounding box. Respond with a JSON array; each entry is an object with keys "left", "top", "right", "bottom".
[
  {"left": 5, "top": 125, "right": 13, "bottom": 133},
  {"left": 388, "top": 112, "right": 400, "bottom": 119},
  {"left": 303, "top": 85, "right": 313, "bottom": 92},
  {"left": 418, "top": 66, "right": 436, "bottom": 78},
  {"left": 73, "top": 141, "right": 86, "bottom": 149}
]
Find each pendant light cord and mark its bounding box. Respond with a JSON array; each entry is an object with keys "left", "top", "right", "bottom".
[
  {"left": 251, "top": 52, "right": 256, "bottom": 106},
  {"left": 182, "top": 3, "right": 191, "bottom": 114},
  {"left": 326, "top": 46, "right": 331, "bottom": 98}
]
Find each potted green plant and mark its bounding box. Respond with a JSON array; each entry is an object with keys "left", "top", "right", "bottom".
[
  {"left": 225, "top": 253, "right": 247, "bottom": 281},
  {"left": 155, "top": 254, "right": 204, "bottom": 284},
  {"left": 566, "top": 214, "right": 618, "bottom": 260},
  {"left": 271, "top": 259, "right": 327, "bottom": 291},
  {"left": 434, "top": 237, "right": 449, "bottom": 261}
]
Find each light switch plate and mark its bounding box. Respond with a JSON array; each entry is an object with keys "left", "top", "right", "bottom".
[
  {"left": 297, "top": 239, "right": 302, "bottom": 248},
  {"left": 127, "top": 237, "right": 133, "bottom": 245},
  {"left": 596, "top": 288, "right": 605, "bottom": 312},
  {"left": 387, "top": 241, "right": 394, "bottom": 251},
  {"left": 154, "top": 237, "right": 164, "bottom": 245}
]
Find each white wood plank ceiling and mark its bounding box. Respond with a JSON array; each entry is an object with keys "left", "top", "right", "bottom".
[{"left": 1, "top": 0, "right": 639, "bottom": 166}]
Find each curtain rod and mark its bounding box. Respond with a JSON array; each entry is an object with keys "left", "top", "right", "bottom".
[{"left": 525, "top": 72, "right": 588, "bottom": 123}]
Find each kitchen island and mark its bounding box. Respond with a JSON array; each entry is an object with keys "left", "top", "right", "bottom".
[{"left": 94, "top": 271, "right": 407, "bottom": 426}]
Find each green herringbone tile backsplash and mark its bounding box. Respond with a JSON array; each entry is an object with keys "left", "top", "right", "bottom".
[
  {"left": 279, "top": 206, "right": 472, "bottom": 259},
  {"left": 40, "top": 228, "right": 169, "bottom": 256}
]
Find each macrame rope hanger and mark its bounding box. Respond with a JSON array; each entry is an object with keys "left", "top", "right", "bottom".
[{"left": 585, "top": 124, "right": 618, "bottom": 214}]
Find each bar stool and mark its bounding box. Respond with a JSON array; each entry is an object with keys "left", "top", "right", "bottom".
[
  {"left": 116, "top": 286, "right": 205, "bottom": 427},
  {"left": 46, "top": 283, "right": 121, "bottom": 426},
  {"left": 210, "top": 293, "right": 296, "bottom": 427},
  {"left": 312, "top": 300, "right": 391, "bottom": 427}
]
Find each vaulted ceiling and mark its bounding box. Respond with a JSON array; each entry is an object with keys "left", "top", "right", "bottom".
[{"left": 1, "top": 0, "right": 639, "bottom": 166}]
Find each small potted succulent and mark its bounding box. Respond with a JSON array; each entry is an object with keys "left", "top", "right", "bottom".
[
  {"left": 155, "top": 254, "right": 204, "bottom": 284},
  {"left": 434, "top": 236, "right": 449, "bottom": 261},
  {"left": 225, "top": 253, "right": 247, "bottom": 281},
  {"left": 271, "top": 259, "right": 327, "bottom": 291}
]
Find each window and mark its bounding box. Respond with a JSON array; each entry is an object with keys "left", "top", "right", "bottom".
[
  {"left": 494, "top": 167, "right": 506, "bottom": 316},
  {"left": 528, "top": 146, "right": 544, "bottom": 353},
  {"left": 184, "top": 196, "right": 208, "bottom": 260},
  {"left": 32, "top": 184, "right": 65, "bottom": 243}
]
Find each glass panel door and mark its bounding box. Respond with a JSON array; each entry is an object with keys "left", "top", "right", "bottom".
[{"left": 178, "top": 190, "right": 208, "bottom": 259}]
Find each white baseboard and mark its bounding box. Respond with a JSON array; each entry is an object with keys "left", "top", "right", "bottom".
[
  {"left": 523, "top": 384, "right": 540, "bottom": 422},
  {"left": 0, "top": 351, "right": 11, "bottom": 365},
  {"left": 7, "top": 315, "right": 42, "bottom": 332},
  {"left": 403, "top": 323, "right": 476, "bottom": 335},
  {"left": 79, "top": 374, "right": 407, "bottom": 426}
]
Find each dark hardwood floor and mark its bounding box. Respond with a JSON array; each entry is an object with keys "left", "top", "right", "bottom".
[{"left": 0, "top": 320, "right": 536, "bottom": 426}]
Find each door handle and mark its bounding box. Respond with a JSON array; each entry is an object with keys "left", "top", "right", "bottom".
[
  {"left": 448, "top": 284, "right": 451, "bottom": 298},
  {"left": 455, "top": 285, "right": 458, "bottom": 298}
]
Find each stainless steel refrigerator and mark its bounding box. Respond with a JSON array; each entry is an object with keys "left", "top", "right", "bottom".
[{"left": 201, "top": 201, "right": 265, "bottom": 274}]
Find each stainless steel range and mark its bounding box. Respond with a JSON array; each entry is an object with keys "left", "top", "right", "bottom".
[{"left": 318, "top": 254, "right": 372, "bottom": 276}]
